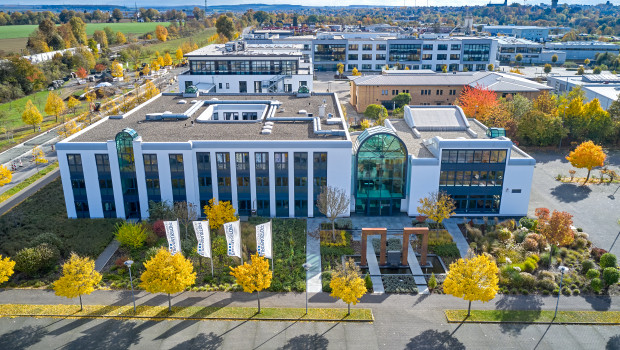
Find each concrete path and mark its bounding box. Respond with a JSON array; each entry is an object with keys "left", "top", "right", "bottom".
[
  {"left": 0, "top": 168, "right": 59, "bottom": 217},
  {"left": 442, "top": 219, "right": 470, "bottom": 258},
  {"left": 406, "top": 243, "right": 428, "bottom": 295},
  {"left": 305, "top": 219, "right": 323, "bottom": 293},
  {"left": 0, "top": 289, "right": 618, "bottom": 350},
  {"left": 366, "top": 238, "right": 384, "bottom": 294},
  {"left": 94, "top": 240, "right": 120, "bottom": 272}
]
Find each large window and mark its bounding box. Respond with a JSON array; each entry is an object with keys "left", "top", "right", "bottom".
[
  {"left": 190, "top": 60, "right": 297, "bottom": 75},
  {"left": 314, "top": 44, "right": 346, "bottom": 62},
  {"left": 255, "top": 152, "right": 270, "bottom": 217},
  {"left": 313, "top": 152, "right": 327, "bottom": 217},
  {"left": 236, "top": 152, "right": 250, "bottom": 216},
  {"left": 463, "top": 44, "right": 491, "bottom": 62},
  {"left": 169, "top": 154, "right": 185, "bottom": 202},
  {"left": 216, "top": 152, "right": 231, "bottom": 202},
  {"left": 68, "top": 153, "right": 89, "bottom": 218},
  {"left": 196, "top": 152, "right": 212, "bottom": 215},
  {"left": 389, "top": 44, "right": 421, "bottom": 62},
  {"left": 355, "top": 130, "right": 407, "bottom": 216},
  {"left": 115, "top": 129, "right": 139, "bottom": 218},
  {"left": 143, "top": 154, "right": 160, "bottom": 203}
]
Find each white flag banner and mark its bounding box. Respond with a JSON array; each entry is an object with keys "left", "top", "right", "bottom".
[
  {"left": 256, "top": 221, "right": 272, "bottom": 259},
  {"left": 193, "top": 220, "right": 211, "bottom": 258},
  {"left": 224, "top": 220, "right": 241, "bottom": 258},
  {"left": 164, "top": 220, "right": 181, "bottom": 255}
]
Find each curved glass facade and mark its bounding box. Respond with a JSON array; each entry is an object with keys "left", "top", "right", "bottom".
[
  {"left": 355, "top": 129, "right": 408, "bottom": 216},
  {"left": 116, "top": 128, "right": 140, "bottom": 219}
]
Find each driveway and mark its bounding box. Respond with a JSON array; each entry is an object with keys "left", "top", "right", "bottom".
[{"left": 527, "top": 150, "right": 620, "bottom": 256}]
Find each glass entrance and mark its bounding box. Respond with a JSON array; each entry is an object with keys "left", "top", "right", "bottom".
[{"left": 357, "top": 198, "right": 400, "bottom": 216}]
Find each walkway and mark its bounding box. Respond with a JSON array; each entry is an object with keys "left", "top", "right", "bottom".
[
  {"left": 407, "top": 243, "right": 429, "bottom": 294},
  {"left": 442, "top": 218, "right": 470, "bottom": 258},
  {"left": 94, "top": 240, "right": 120, "bottom": 272},
  {"left": 305, "top": 218, "right": 323, "bottom": 293},
  {"left": 365, "top": 239, "right": 384, "bottom": 294}
]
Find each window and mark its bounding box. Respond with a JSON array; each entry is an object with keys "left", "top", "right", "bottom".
[
  {"left": 143, "top": 154, "right": 158, "bottom": 173},
  {"left": 376, "top": 44, "right": 386, "bottom": 51},
  {"left": 451, "top": 44, "right": 461, "bottom": 50},
  {"left": 436, "top": 90, "right": 443, "bottom": 95},
  {"left": 274, "top": 152, "right": 288, "bottom": 170},
  {"left": 376, "top": 54, "right": 386, "bottom": 60},
  {"left": 421, "top": 89, "right": 431, "bottom": 95},
  {"left": 437, "top": 54, "right": 447, "bottom": 60},
  {"left": 216, "top": 152, "right": 230, "bottom": 170},
  {"left": 437, "top": 44, "right": 448, "bottom": 50},
  {"left": 392, "top": 90, "right": 399, "bottom": 95},
  {"left": 422, "top": 54, "right": 433, "bottom": 60},
  {"left": 348, "top": 54, "right": 358, "bottom": 60},
  {"left": 347, "top": 64, "right": 356, "bottom": 70},
  {"left": 348, "top": 44, "right": 359, "bottom": 50},
  {"left": 275, "top": 177, "right": 288, "bottom": 187},
  {"left": 449, "top": 89, "right": 457, "bottom": 95},
  {"left": 423, "top": 44, "right": 433, "bottom": 50},
  {"left": 67, "top": 154, "right": 83, "bottom": 174},
  {"left": 95, "top": 154, "right": 110, "bottom": 173},
  {"left": 463, "top": 44, "right": 490, "bottom": 62},
  {"left": 388, "top": 44, "right": 421, "bottom": 62},
  {"left": 362, "top": 54, "right": 372, "bottom": 61},
  {"left": 362, "top": 44, "right": 372, "bottom": 51},
  {"left": 362, "top": 64, "right": 371, "bottom": 70},
  {"left": 255, "top": 152, "right": 268, "bottom": 171},
  {"left": 235, "top": 152, "right": 249, "bottom": 171},
  {"left": 450, "top": 54, "right": 460, "bottom": 60},
  {"left": 169, "top": 154, "right": 184, "bottom": 173}
]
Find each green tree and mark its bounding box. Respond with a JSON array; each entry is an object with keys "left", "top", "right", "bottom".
[
  {"left": 593, "top": 66, "right": 602, "bottom": 74},
  {"left": 69, "top": 17, "right": 87, "bottom": 44},
  {"left": 216, "top": 15, "right": 235, "bottom": 41},
  {"left": 577, "top": 66, "right": 585, "bottom": 75},
  {"left": 391, "top": 92, "right": 411, "bottom": 109},
  {"left": 544, "top": 64, "right": 552, "bottom": 74},
  {"left": 552, "top": 54, "right": 559, "bottom": 64},
  {"left": 515, "top": 54, "right": 523, "bottom": 64},
  {"left": 112, "top": 8, "right": 123, "bottom": 22},
  {"left": 93, "top": 30, "right": 108, "bottom": 49},
  {"left": 363, "top": 104, "right": 388, "bottom": 120}
]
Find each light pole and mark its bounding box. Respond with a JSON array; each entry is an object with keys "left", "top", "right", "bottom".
[
  {"left": 554, "top": 265, "right": 569, "bottom": 320},
  {"left": 125, "top": 260, "right": 136, "bottom": 313},
  {"left": 559, "top": 105, "right": 568, "bottom": 149},
  {"left": 302, "top": 262, "right": 312, "bottom": 315}
]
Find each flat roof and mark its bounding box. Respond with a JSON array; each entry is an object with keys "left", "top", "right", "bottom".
[
  {"left": 69, "top": 94, "right": 347, "bottom": 143},
  {"left": 185, "top": 43, "right": 304, "bottom": 58}
]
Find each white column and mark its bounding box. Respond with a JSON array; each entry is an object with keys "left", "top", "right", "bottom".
[
  {"left": 269, "top": 151, "right": 276, "bottom": 217},
  {"left": 107, "top": 140, "right": 125, "bottom": 219},
  {"left": 133, "top": 140, "right": 149, "bottom": 219},
  {"left": 308, "top": 152, "right": 314, "bottom": 217},
  {"left": 230, "top": 152, "right": 238, "bottom": 212},
  {"left": 158, "top": 152, "right": 173, "bottom": 204},
  {"left": 288, "top": 151, "right": 295, "bottom": 218},
  {"left": 58, "top": 151, "right": 76, "bottom": 219},
  {"left": 82, "top": 153, "right": 103, "bottom": 218},
  {"left": 210, "top": 151, "right": 219, "bottom": 202},
  {"left": 183, "top": 149, "right": 200, "bottom": 214},
  {"left": 249, "top": 151, "right": 257, "bottom": 213}
]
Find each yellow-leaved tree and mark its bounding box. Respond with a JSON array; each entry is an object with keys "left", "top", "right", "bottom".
[
  {"left": 116, "top": 31, "right": 127, "bottom": 44},
  {"left": 144, "top": 80, "right": 160, "bottom": 99},
  {"left": 0, "top": 255, "right": 16, "bottom": 284},
  {"left": 163, "top": 53, "right": 173, "bottom": 67},
  {"left": 53, "top": 253, "right": 102, "bottom": 311},
  {"left": 203, "top": 199, "right": 237, "bottom": 230},
  {"left": 443, "top": 254, "right": 499, "bottom": 316},
  {"left": 230, "top": 253, "right": 272, "bottom": 313},
  {"left": 22, "top": 100, "right": 43, "bottom": 132},
  {"left": 175, "top": 48, "right": 183, "bottom": 63},
  {"left": 157, "top": 55, "right": 165, "bottom": 68},
  {"left": 417, "top": 191, "right": 456, "bottom": 228},
  {"left": 67, "top": 96, "right": 80, "bottom": 115},
  {"left": 352, "top": 67, "right": 362, "bottom": 76},
  {"left": 32, "top": 146, "right": 48, "bottom": 170},
  {"left": 141, "top": 64, "right": 150, "bottom": 77},
  {"left": 111, "top": 61, "right": 124, "bottom": 78},
  {"left": 44, "top": 91, "right": 66, "bottom": 123},
  {"left": 155, "top": 25, "right": 168, "bottom": 42},
  {"left": 565, "top": 140, "right": 606, "bottom": 184},
  {"left": 140, "top": 247, "right": 196, "bottom": 312},
  {"left": 329, "top": 258, "right": 367, "bottom": 315},
  {"left": 0, "top": 165, "right": 12, "bottom": 186}
]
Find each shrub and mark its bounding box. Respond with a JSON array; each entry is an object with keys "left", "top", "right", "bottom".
[
  {"left": 572, "top": 289, "right": 580, "bottom": 296},
  {"left": 115, "top": 222, "right": 148, "bottom": 248},
  {"left": 538, "top": 278, "right": 558, "bottom": 291},
  {"left": 538, "top": 270, "right": 555, "bottom": 280},
  {"left": 542, "top": 290, "right": 550, "bottom": 295},
  {"left": 519, "top": 217, "right": 537, "bottom": 230},
  {"left": 382, "top": 275, "right": 418, "bottom": 293},
  {"left": 152, "top": 220, "right": 166, "bottom": 238},
  {"left": 581, "top": 260, "right": 595, "bottom": 274},
  {"left": 519, "top": 272, "right": 536, "bottom": 289},
  {"left": 590, "top": 278, "right": 603, "bottom": 292},
  {"left": 561, "top": 286, "right": 571, "bottom": 296},
  {"left": 540, "top": 252, "right": 551, "bottom": 267},
  {"left": 591, "top": 247, "right": 607, "bottom": 261},
  {"left": 586, "top": 269, "right": 600, "bottom": 280},
  {"left": 428, "top": 273, "right": 437, "bottom": 290},
  {"left": 432, "top": 243, "right": 460, "bottom": 258},
  {"left": 364, "top": 273, "right": 373, "bottom": 291},
  {"left": 30, "top": 232, "right": 63, "bottom": 255},
  {"left": 600, "top": 253, "right": 617, "bottom": 268},
  {"left": 497, "top": 228, "right": 511, "bottom": 242},
  {"left": 523, "top": 238, "right": 538, "bottom": 252},
  {"left": 523, "top": 260, "right": 536, "bottom": 273},
  {"left": 144, "top": 246, "right": 161, "bottom": 261},
  {"left": 602, "top": 267, "right": 619, "bottom": 286},
  {"left": 321, "top": 271, "right": 332, "bottom": 293},
  {"left": 572, "top": 237, "right": 588, "bottom": 250},
  {"left": 514, "top": 229, "right": 528, "bottom": 244},
  {"left": 14, "top": 244, "right": 59, "bottom": 276}
]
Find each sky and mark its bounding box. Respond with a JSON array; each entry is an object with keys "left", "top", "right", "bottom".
[{"left": 3, "top": 0, "right": 617, "bottom": 7}]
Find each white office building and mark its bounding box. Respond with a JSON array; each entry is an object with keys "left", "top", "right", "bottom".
[
  {"left": 547, "top": 74, "right": 620, "bottom": 110},
  {"left": 497, "top": 37, "right": 566, "bottom": 65},
  {"left": 57, "top": 93, "right": 534, "bottom": 220},
  {"left": 178, "top": 41, "right": 313, "bottom": 94},
  {"left": 544, "top": 41, "right": 620, "bottom": 61}
]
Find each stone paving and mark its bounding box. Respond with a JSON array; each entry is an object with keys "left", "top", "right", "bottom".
[{"left": 305, "top": 218, "right": 323, "bottom": 293}]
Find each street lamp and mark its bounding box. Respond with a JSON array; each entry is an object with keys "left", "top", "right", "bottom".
[
  {"left": 124, "top": 260, "right": 136, "bottom": 313},
  {"left": 554, "top": 265, "right": 569, "bottom": 320},
  {"left": 302, "top": 262, "right": 312, "bottom": 315}
]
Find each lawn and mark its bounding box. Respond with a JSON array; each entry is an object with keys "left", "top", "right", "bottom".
[
  {"left": 445, "top": 309, "right": 620, "bottom": 324},
  {"left": 0, "top": 304, "right": 374, "bottom": 322},
  {"left": 0, "top": 177, "right": 121, "bottom": 259},
  {"left": 0, "top": 22, "right": 172, "bottom": 40}
]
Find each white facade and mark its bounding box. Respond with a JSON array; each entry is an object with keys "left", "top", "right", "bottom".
[{"left": 177, "top": 73, "right": 312, "bottom": 94}]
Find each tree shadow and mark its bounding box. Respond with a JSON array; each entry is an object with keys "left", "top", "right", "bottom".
[
  {"left": 495, "top": 294, "right": 543, "bottom": 336},
  {"left": 0, "top": 325, "right": 47, "bottom": 349},
  {"left": 277, "top": 333, "right": 329, "bottom": 350},
  {"left": 168, "top": 332, "right": 223, "bottom": 350},
  {"left": 583, "top": 294, "right": 612, "bottom": 311},
  {"left": 405, "top": 329, "right": 465, "bottom": 350},
  {"left": 62, "top": 319, "right": 142, "bottom": 350},
  {"left": 607, "top": 334, "right": 620, "bottom": 350},
  {"left": 550, "top": 183, "right": 591, "bottom": 203},
  {"left": 412, "top": 293, "right": 430, "bottom": 307}
]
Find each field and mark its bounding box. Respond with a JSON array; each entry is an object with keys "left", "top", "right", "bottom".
[{"left": 0, "top": 22, "right": 172, "bottom": 40}]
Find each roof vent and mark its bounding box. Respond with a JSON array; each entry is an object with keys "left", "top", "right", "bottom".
[
  {"left": 298, "top": 109, "right": 307, "bottom": 115},
  {"left": 178, "top": 100, "right": 187, "bottom": 104}
]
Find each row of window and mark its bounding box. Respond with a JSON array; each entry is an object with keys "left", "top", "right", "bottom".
[
  {"left": 441, "top": 149, "right": 508, "bottom": 164},
  {"left": 189, "top": 60, "right": 298, "bottom": 75},
  {"left": 348, "top": 54, "right": 387, "bottom": 61},
  {"left": 347, "top": 44, "right": 387, "bottom": 51},
  {"left": 439, "top": 170, "right": 504, "bottom": 187}
]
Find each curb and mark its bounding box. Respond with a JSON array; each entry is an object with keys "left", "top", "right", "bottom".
[
  {"left": 445, "top": 319, "right": 620, "bottom": 326},
  {"left": 0, "top": 313, "right": 374, "bottom": 323}
]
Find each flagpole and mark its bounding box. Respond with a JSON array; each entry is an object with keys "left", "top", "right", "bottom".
[
  {"left": 240, "top": 221, "right": 243, "bottom": 265},
  {"left": 210, "top": 228, "right": 214, "bottom": 277},
  {"left": 270, "top": 220, "right": 274, "bottom": 273}
]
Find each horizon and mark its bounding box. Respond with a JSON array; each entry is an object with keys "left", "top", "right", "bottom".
[{"left": 1, "top": 0, "right": 616, "bottom": 9}]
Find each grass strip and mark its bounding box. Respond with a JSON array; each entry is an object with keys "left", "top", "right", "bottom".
[
  {"left": 445, "top": 310, "right": 620, "bottom": 325},
  {"left": 0, "top": 162, "right": 59, "bottom": 203},
  {"left": 0, "top": 304, "right": 373, "bottom": 322}
]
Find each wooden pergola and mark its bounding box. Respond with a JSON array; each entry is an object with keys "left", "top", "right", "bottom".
[{"left": 360, "top": 227, "right": 429, "bottom": 267}]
